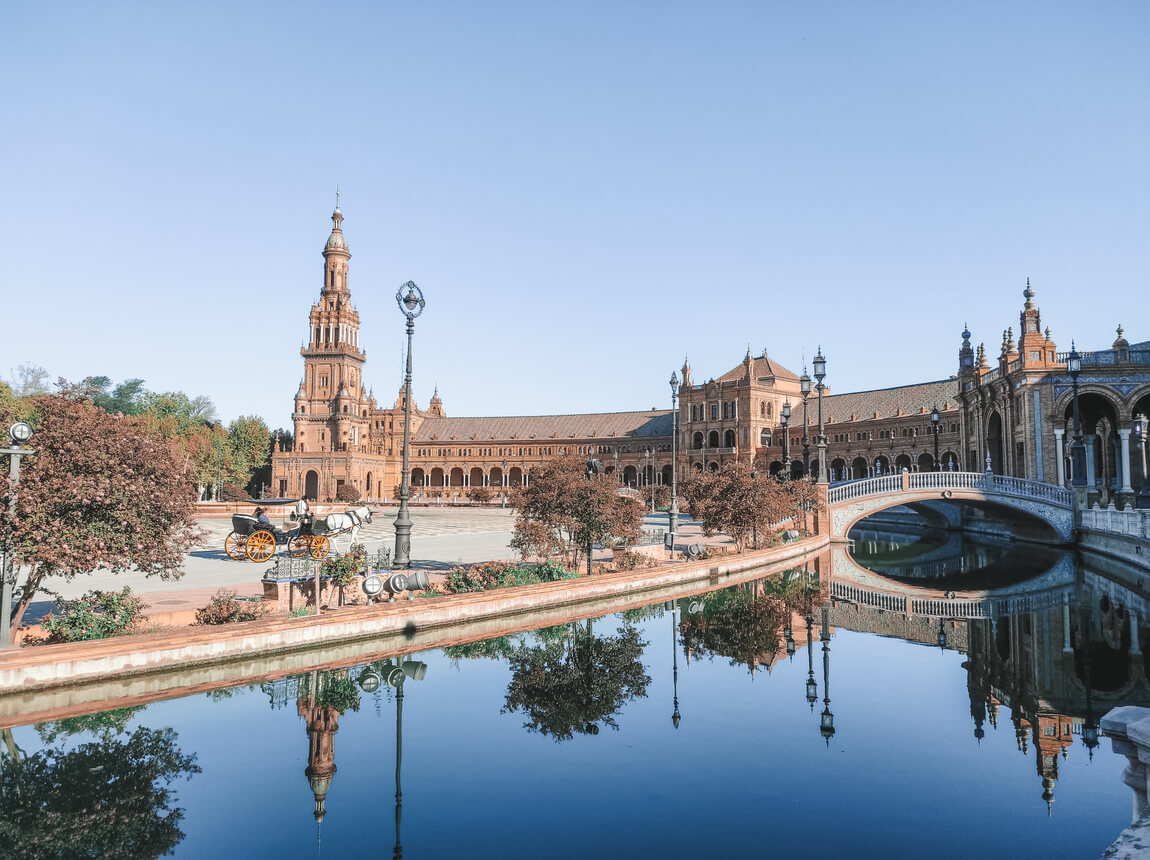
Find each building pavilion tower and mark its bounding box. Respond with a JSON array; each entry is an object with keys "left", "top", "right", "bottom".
[{"left": 294, "top": 202, "right": 370, "bottom": 456}]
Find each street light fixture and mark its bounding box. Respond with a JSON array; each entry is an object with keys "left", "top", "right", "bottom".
[
  {"left": 585, "top": 457, "right": 600, "bottom": 578},
  {"left": 813, "top": 348, "right": 828, "bottom": 485},
  {"left": 1135, "top": 414, "right": 1150, "bottom": 509},
  {"left": 669, "top": 372, "right": 680, "bottom": 556},
  {"left": 931, "top": 406, "right": 941, "bottom": 472},
  {"left": 820, "top": 604, "right": 835, "bottom": 744},
  {"left": 781, "top": 400, "right": 792, "bottom": 477},
  {"left": 800, "top": 367, "right": 812, "bottom": 477},
  {"left": 2, "top": 422, "right": 35, "bottom": 647},
  {"left": 393, "top": 281, "right": 425, "bottom": 569},
  {"left": 1068, "top": 342, "right": 1086, "bottom": 489}
]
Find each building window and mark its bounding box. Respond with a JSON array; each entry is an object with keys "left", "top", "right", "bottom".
[{"left": 711, "top": 404, "right": 718, "bottom": 421}]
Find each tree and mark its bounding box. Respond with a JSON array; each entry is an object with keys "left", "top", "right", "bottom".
[
  {"left": 227, "top": 414, "right": 270, "bottom": 494},
  {"left": 6, "top": 363, "right": 50, "bottom": 397},
  {"left": 467, "top": 485, "right": 493, "bottom": 505},
  {"left": 56, "top": 375, "right": 147, "bottom": 415},
  {"left": 679, "top": 462, "right": 797, "bottom": 552},
  {"left": 0, "top": 725, "right": 200, "bottom": 858},
  {"left": 502, "top": 621, "right": 650, "bottom": 741},
  {"left": 508, "top": 454, "right": 643, "bottom": 569},
  {"left": 0, "top": 396, "right": 201, "bottom": 640}
]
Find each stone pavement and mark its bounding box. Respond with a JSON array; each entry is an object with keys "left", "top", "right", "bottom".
[{"left": 20, "top": 507, "right": 719, "bottom": 626}]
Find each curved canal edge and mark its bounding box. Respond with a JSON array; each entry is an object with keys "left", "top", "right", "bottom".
[{"left": 0, "top": 536, "right": 829, "bottom": 719}]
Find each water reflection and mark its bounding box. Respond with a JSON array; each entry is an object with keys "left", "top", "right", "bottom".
[
  {"left": 6, "top": 540, "right": 1150, "bottom": 857},
  {"left": 849, "top": 509, "right": 1062, "bottom": 589},
  {"left": 0, "top": 714, "right": 199, "bottom": 858}
]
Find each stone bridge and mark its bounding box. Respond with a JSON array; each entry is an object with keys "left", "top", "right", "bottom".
[{"left": 825, "top": 471, "right": 1075, "bottom": 542}]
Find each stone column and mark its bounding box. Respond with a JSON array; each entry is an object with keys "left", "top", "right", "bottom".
[
  {"left": 1054, "top": 429, "right": 1066, "bottom": 486},
  {"left": 1120, "top": 429, "right": 1134, "bottom": 494},
  {"left": 1132, "top": 611, "right": 1142, "bottom": 656},
  {"left": 1063, "top": 603, "right": 1074, "bottom": 654}
]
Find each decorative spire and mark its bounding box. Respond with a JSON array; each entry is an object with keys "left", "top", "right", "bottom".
[
  {"left": 1044, "top": 327, "right": 1051, "bottom": 341},
  {"left": 1023, "top": 277, "right": 1035, "bottom": 310}
]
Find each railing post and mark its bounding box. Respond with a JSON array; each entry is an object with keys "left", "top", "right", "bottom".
[{"left": 901, "top": 468, "right": 910, "bottom": 492}]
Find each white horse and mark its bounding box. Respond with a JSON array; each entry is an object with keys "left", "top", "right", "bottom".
[{"left": 316, "top": 506, "right": 373, "bottom": 554}]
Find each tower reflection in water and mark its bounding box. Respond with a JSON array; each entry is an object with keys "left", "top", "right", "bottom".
[{"left": 286, "top": 658, "right": 426, "bottom": 856}]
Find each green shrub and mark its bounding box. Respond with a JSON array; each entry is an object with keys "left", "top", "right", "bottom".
[
  {"left": 612, "top": 548, "right": 655, "bottom": 571},
  {"left": 290, "top": 606, "right": 313, "bottom": 617},
  {"left": 444, "top": 561, "right": 577, "bottom": 594},
  {"left": 43, "top": 588, "right": 147, "bottom": 642},
  {"left": 220, "top": 483, "right": 249, "bottom": 502},
  {"left": 336, "top": 483, "right": 361, "bottom": 502},
  {"left": 320, "top": 543, "right": 366, "bottom": 587},
  {"left": 195, "top": 589, "right": 270, "bottom": 625}
]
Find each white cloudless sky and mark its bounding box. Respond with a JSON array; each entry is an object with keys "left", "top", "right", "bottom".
[{"left": 2, "top": 1, "right": 1147, "bottom": 427}]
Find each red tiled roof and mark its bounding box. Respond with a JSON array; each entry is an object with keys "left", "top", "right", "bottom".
[
  {"left": 414, "top": 410, "right": 672, "bottom": 442},
  {"left": 715, "top": 351, "right": 801, "bottom": 384},
  {"left": 815, "top": 379, "right": 960, "bottom": 425}
]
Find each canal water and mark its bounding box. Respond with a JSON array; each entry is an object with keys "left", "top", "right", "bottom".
[{"left": 1, "top": 525, "right": 1144, "bottom": 858}]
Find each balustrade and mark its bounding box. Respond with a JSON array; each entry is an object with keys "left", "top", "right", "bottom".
[{"left": 1081, "top": 504, "right": 1150, "bottom": 539}]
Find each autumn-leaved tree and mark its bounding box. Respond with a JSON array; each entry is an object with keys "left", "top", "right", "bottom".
[
  {"left": 509, "top": 454, "right": 643, "bottom": 569},
  {"left": 0, "top": 396, "right": 200, "bottom": 640},
  {"left": 679, "top": 462, "right": 799, "bottom": 552}
]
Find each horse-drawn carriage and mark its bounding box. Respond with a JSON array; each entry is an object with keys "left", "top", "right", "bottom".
[{"left": 223, "top": 501, "right": 373, "bottom": 562}]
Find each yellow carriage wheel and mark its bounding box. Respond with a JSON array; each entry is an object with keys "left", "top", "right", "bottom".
[
  {"left": 224, "top": 533, "right": 247, "bottom": 560},
  {"left": 309, "top": 535, "right": 330, "bottom": 559},
  {"left": 289, "top": 535, "right": 312, "bottom": 558},
  {"left": 246, "top": 530, "right": 276, "bottom": 563}
]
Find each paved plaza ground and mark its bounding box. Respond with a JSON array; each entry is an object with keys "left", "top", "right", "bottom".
[{"left": 22, "top": 506, "right": 711, "bottom": 626}]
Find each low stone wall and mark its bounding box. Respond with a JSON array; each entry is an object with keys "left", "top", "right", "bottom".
[
  {"left": 1100, "top": 706, "right": 1150, "bottom": 859},
  {"left": 0, "top": 536, "right": 829, "bottom": 701},
  {"left": 1078, "top": 528, "right": 1150, "bottom": 570}
]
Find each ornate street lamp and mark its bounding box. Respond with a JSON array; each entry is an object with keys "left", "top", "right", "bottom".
[
  {"left": 669, "top": 372, "right": 680, "bottom": 555},
  {"left": 800, "top": 366, "right": 812, "bottom": 477},
  {"left": 1, "top": 421, "right": 34, "bottom": 647},
  {"left": 1068, "top": 342, "right": 1086, "bottom": 488},
  {"left": 585, "top": 457, "right": 600, "bottom": 578},
  {"left": 1134, "top": 413, "right": 1149, "bottom": 509},
  {"left": 931, "top": 406, "right": 941, "bottom": 471},
  {"left": 813, "top": 348, "right": 828, "bottom": 485},
  {"left": 937, "top": 617, "right": 948, "bottom": 650},
  {"left": 781, "top": 400, "right": 792, "bottom": 476},
  {"left": 393, "top": 281, "right": 425, "bottom": 569}
]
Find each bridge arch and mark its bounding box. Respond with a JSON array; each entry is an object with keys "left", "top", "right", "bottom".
[{"left": 828, "top": 472, "right": 1074, "bottom": 542}]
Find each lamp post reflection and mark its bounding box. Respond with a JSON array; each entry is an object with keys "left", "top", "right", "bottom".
[
  {"left": 820, "top": 604, "right": 835, "bottom": 744},
  {"left": 805, "top": 611, "right": 817, "bottom": 710},
  {"left": 670, "top": 601, "right": 681, "bottom": 729}
]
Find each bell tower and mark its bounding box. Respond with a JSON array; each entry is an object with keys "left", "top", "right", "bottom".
[{"left": 294, "top": 200, "right": 370, "bottom": 454}]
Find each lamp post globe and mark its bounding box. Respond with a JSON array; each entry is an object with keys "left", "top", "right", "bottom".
[
  {"left": 393, "top": 281, "right": 426, "bottom": 569},
  {"left": 9, "top": 422, "right": 32, "bottom": 445}
]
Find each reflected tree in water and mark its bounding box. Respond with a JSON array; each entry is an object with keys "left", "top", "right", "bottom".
[
  {"left": 678, "top": 583, "right": 791, "bottom": 675},
  {"left": 0, "top": 724, "right": 200, "bottom": 859},
  {"left": 503, "top": 621, "right": 650, "bottom": 741}
]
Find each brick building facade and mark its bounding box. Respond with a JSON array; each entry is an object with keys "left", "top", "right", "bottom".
[{"left": 272, "top": 208, "right": 1148, "bottom": 504}]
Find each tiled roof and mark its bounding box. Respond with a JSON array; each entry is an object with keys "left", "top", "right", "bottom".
[
  {"left": 815, "top": 379, "right": 960, "bottom": 425},
  {"left": 414, "top": 410, "right": 672, "bottom": 442},
  {"left": 715, "top": 351, "right": 801, "bottom": 385}
]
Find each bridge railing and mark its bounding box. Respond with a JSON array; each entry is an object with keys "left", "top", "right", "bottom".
[
  {"left": 1081, "top": 504, "right": 1150, "bottom": 539},
  {"left": 827, "top": 474, "right": 903, "bottom": 504},
  {"left": 989, "top": 474, "right": 1073, "bottom": 507},
  {"left": 828, "top": 470, "right": 1073, "bottom": 508},
  {"left": 907, "top": 471, "right": 985, "bottom": 492}
]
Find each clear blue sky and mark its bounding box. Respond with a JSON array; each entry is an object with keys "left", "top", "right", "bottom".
[{"left": 2, "top": 2, "right": 1147, "bottom": 428}]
